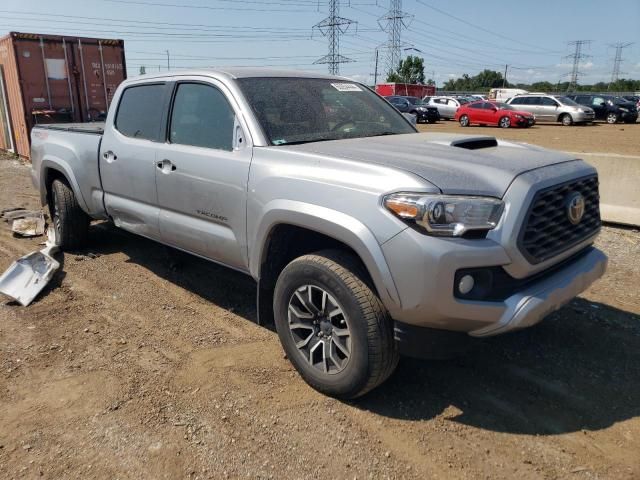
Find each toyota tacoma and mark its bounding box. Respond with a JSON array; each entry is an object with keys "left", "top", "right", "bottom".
[{"left": 30, "top": 69, "right": 607, "bottom": 398}]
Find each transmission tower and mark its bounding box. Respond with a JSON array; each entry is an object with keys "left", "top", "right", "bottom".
[
  {"left": 378, "top": 0, "right": 413, "bottom": 74},
  {"left": 312, "top": 0, "right": 356, "bottom": 75},
  {"left": 609, "top": 42, "right": 634, "bottom": 85},
  {"left": 565, "top": 40, "right": 591, "bottom": 91}
]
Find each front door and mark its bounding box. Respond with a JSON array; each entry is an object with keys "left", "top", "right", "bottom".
[
  {"left": 100, "top": 82, "right": 170, "bottom": 240},
  {"left": 154, "top": 80, "right": 252, "bottom": 270}
]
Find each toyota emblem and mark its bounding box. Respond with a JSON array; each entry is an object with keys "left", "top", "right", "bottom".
[{"left": 566, "top": 192, "right": 585, "bottom": 225}]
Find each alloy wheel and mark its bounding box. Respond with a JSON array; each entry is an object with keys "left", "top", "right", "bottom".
[{"left": 287, "top": 285, "right": 351, "bottom": 375}]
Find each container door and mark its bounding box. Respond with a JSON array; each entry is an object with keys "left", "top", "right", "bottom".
[
  {"left": 99, "top": 82, "right": 169, "bottom": 240},
  {"left": 0, "top": 66, "right": 14, "bottom": 152},
  {"left": 154, "top": 80, "right": 251, "bottom": 270}
]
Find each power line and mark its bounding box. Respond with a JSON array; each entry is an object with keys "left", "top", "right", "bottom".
[
  {"left": 565, "top": 40, "right": 592, "bottom": 91},
  {"left": 312, "top": 0, "right": 357, "bottom": 75},
  {"left": 102, "top": 0, "right": 322, "bottom": 13},
  {"left": 378, "top": 0, "right": 413, "bottom": 74},
  {"left": 609, "top": 42, "right": 634, "bottom": 86}
]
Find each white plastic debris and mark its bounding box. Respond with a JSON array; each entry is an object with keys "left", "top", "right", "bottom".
[
  {"left": 11, "top": 213, "right": 46, "bottom": 237},
  {"left": 0, "top": 227, "right": 61, "bottom": 306}
]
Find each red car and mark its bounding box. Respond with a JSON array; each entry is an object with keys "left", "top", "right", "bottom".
[{"left": 455, "top": 101, "right": 535, "bottom": 128}]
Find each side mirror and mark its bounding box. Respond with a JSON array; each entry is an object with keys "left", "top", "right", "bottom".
[{"left": 600, "top": 102, "right": 606, "bottom": 107}]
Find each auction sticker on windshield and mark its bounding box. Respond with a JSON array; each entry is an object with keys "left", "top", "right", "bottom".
[{"left": 331, "top": 83, "right": 362, "bottom": 92}]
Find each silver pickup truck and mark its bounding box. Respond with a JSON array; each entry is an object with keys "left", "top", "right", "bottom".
[{"left": 31, "top": 69, "right": 607, "bottom": 398}]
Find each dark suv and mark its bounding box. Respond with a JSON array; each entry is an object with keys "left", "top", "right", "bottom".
[
  {"left": 567, "top": 94, "right": 638, "bottom": 124},
  {"left": 386, "top": 96, "right": 440, "bottom": 123}
]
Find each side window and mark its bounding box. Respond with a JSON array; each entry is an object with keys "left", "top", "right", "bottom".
[
  {"left": 115, "top": 84, "right": 165, "bottom": 140},
  {"left": 169, "top": 83, "right": 235, "bottom": 151},
  {"left": 527, "top": 97, "right": 541, "bottom": 106},
  {"left": 592, "top": 97, "right": 605, "bottom": 106},
  {"left": 541, "top": 97, "right": 558, "bottom": 106},
  {"left": 468, "top": 103, "right": 482, "bottom": 109},
  {"left": 510, "top": 97, "right": 524, "bottom": 105}
]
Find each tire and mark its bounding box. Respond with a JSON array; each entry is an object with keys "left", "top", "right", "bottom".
[
  {"left": 50, "top": 178, "right": 90, "bottom": 250},
  {"left": 273, "top": 250, "right": 399, "bottom": 399},
  {"left": 606, "top": 112, "right": 618, "bottom": 124},
  {"left": 560, "top": 113, "right": 573, "bottom": 126},
  {"left": 499, "top": 116, "right": 511, "bottom": 128},
  {"left": 459, "top": 114, "right": 469, "bottom": 127}
]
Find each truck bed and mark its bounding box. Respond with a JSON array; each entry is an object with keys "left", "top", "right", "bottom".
[{"left": 33, "top": 123, "right": 105, "bottom": 135}]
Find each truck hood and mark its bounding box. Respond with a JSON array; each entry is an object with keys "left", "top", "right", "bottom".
[{"left": 278, "top": 132, "right": 577, "bottom": 197}]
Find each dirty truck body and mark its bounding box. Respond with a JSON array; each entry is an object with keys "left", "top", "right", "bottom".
[{"left": 30, "top": 69, "right": 607, "bottom": 398}]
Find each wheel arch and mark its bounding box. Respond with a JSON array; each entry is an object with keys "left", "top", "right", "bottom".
[
  {"left": 250, "top": 201, "right": 402, "bottom": 313},
  {"left": 39, "top": 159, "right": 89, "bottom": 213}
]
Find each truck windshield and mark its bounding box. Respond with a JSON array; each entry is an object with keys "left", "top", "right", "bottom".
[{"left": 237, "top": 77, "right": 417, "bottom": 146}]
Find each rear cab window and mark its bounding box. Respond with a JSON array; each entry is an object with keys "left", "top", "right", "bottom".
[{"left": 115, "top": 83, "right": 166, "bottom": 140}]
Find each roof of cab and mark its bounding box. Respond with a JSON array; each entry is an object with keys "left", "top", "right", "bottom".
[{"left": 128, "top": 67, "right": 346, "bottom": 82}]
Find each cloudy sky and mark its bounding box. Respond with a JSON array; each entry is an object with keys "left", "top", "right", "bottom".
[{"left": 2, "top": 0, "right": 639, "bottom": 85}]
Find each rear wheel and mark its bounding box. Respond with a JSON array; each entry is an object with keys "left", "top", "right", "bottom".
[
  {"left": 499, "top": 116, "right": 511, "bottom": 128},
  {"left": 50, "top": 179, "right": 89, "bottom": 250},
  {"left": 606, "top": 112, "right": 618, "bottom": 124},
  {"left": 459, "top": 114, "right": 470, "bottom": 127},
  {"left": 274, "top": 250, "right": 398, "bottom": 399},
  {"left": 560, "top": 113, "right": 573, "bottom": 126}
]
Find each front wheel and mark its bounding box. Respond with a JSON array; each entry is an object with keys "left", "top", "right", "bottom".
[
  {"left": 50, "top": 179, "right": 90, "bottom": 250},
  {"left": 561, "top": 113, "right": 573, "bottom": 126},
  {"left": 606, "top": 112, "right": 618, "bottom": 124},
  {"left": 499, "top": 116, "right": 511, "bottom": 128},
  {"left": 459, "top": 114, "right": 470, "bottom": 127},
  {"left": 274, "top": 250, "right": 398, "bottom": 399}
]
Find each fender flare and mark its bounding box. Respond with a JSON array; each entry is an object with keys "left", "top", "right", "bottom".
[
  {"left": 249, "top": 200, "right": 402, "bottom": 312},
  {"left": 39, "top": 157, "right": 89, "bottom": 212}
]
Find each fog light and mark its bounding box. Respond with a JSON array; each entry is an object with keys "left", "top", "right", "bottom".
[{"left": 458, "top": 275, "right": 475, "bottom": 295}]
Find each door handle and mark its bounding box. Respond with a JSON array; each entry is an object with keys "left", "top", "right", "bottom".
[
  {"left": 102, "top": 150, "right": 117, "bottom": 162},
  {"left": 157, "top": 159, "right": 177, "bottom": 173}
]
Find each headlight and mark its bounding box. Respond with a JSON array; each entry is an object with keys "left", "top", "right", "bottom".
[
  {"left": 383, "top": 193, "right": 504, "bottom": 237},
  {"left": 514, "top": 114, "right": 524, "bottom": 119},
  {"left": 417, "top": 107, "right": 426, "bottom": 111}
]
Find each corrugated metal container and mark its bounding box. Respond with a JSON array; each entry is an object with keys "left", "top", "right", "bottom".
[
  {"left": 0, "top": 32, "right": 126, "bottom": 159},
  {"left": 375, "top": 83, "right": 436, "bottom": 98}
]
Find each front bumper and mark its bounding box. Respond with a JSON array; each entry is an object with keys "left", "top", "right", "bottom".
[
  {"left": 416, "top": 110, "right": 440, "bottom": 122},
  {"left": 468, "top": 247, "right": 606, "bottom": 336},
  {"left": 620, "top": 111, "right": 638, "bottom": 122},
  {"left": 380, "top": 161, "right": 607, "bottom": 337},
  {"left": 573, "top": 111, "right": 595, "bottom": 123}
]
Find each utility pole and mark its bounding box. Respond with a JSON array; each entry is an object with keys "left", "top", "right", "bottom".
[
  {"left": 378, "top": 0, "right": 413, "bottom": 75},
  {"left": 312, "top": 0, "right": 356, "bottom": 75},
  {"left": 608, "top": 42, "right": 633, "bottom": 88},
  {"left": 502, "top": 64, "right": 508, "bottom": 88},
  {"left": 565, "top": 40, "right": 591, "bottom": 92},
  {"left": 374, "top": 48, "right": 379, "bottom": 86},
  {"left": 166, "top": 50, "right": 170, "bottom": 71}
]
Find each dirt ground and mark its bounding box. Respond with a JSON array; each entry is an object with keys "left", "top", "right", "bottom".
[
  {"left": 0, "top": 149, "right": 639, "bottom": 480},
  {"left": 418, "top": 120, "right": 640, "bottom": 156}
]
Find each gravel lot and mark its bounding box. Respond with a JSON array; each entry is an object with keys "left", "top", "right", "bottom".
[
  {"left": 0, "top": 139, "right": 639, "bottom": 479},
  {"left": 418, "top": 120, "right": 639, "bottom": 156}
]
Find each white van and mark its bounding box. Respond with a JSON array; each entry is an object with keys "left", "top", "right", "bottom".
[{"left": 489, "top": 88, "right": 528, "bottom": 103}]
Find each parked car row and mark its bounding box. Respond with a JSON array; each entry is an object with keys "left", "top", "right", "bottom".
[{"left": 382, "top": 89, "right": 638, "bottom": 128}]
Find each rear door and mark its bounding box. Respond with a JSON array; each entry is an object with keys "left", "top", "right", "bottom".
[
  {"left": 99, "top": 81, "right": 171, "bottom": 239},
  {"left": 154, "top": 79, "right": 252, "bottom": 270}
]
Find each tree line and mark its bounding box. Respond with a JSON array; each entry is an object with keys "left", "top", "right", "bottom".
[{"left": 385, "top": 59, "right": 639, "bottom": 92}]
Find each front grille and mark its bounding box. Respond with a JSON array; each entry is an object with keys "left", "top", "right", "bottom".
[{"left": 518, "top": 175, "right": 600, "bottom": 264}]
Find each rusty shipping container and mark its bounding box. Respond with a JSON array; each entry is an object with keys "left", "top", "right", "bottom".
[{"left": 0, "top": 32, "right": 126, "bottom": 159}]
